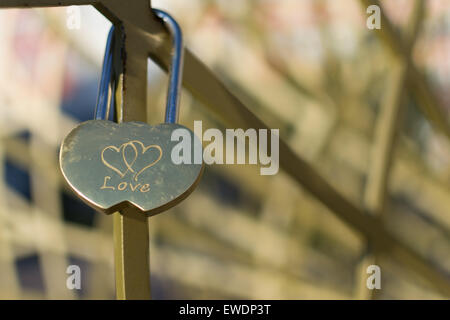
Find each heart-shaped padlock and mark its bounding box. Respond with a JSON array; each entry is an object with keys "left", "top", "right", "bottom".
[{"left": 60, "top": 10, "right": 203, "bottom": 215}]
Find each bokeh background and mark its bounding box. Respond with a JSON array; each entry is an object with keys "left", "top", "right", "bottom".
[{"left": 0, "top": 0, "right": 449, "bottom": 299}]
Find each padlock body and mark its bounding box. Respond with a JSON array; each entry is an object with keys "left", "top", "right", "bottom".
[{"left": 60, "top": 120, "right": 203, "bottom": 215}]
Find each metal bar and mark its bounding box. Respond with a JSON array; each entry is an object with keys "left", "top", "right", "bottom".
[
  {"left": 179, "top": 51, "right": 450, "bottom": 297},
  {"left": 94, "top": 25, "right": 115, "bottom": 120},
  {"left": 153, "top": 9, "right": 184, "bottom": 124},
  {"left": 97, "top": 1, "right": 155, "bottom": 300},
  {"left": 0, "top": 0, "right": 93, "bottom": 7},
  {"left": 1, "top": 0, "right": 449, "bottom": 297},
  {"left": 356, "top": 62, "right": 408, "bottom": 299},
  {"left": 0, "top": 0, "right": 158, "bottom": 299},
  {"left": 359, "top": 0, "right": 450, "bottom": 140},
  {"left": 94, "top": 0, "right": 161, "bottom": 300},
  {"left": 113, "top": 207, "right": 150, "bottom": 299}
]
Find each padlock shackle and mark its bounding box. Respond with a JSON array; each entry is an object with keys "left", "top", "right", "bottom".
[
  {"left": 95, "top": 25, "right": 116, "bottom": 121},
  {"left": 154, "top": 9, "right": 184, "bottom": 124}
]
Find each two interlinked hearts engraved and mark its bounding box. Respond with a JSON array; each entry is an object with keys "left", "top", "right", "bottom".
[
  {"left": 101, "top": 141, "right": 162, "bottom": 182},
  {"left": 60, "top": 120, "right": 204, "bottom": 215}
]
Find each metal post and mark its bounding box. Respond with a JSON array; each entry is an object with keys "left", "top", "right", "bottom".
[
  {"left": 1, "top": 0, "right": 449, "bottom": 298},
  {"left": 110, "top": 25, "right": 151, "bottom": 300}
]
